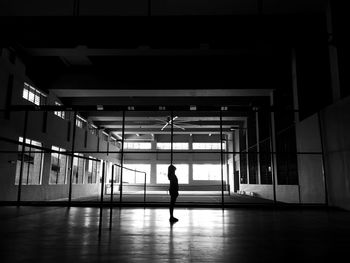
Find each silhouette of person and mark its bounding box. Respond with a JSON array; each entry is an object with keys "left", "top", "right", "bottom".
[{"left": 168, "top": 164, "right": 179, "bottom": 222}]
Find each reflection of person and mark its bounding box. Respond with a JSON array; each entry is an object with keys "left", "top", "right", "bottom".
[{"left": 168, "top": 164, "right": 179, "bottom": 222}]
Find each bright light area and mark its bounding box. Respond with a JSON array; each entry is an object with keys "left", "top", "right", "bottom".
[
  {"left": 156, "top": 143, "right": 189, "bottom": 150},
  {"left": 22, "top": 82, "right": 46, "bottom": 106},
  {"left": 123, "top": 164, "right": 151, "bottom": 184},
  {"left": 54, "top": 102, "right": 65, "bottom": 119},
  {"left": 192, "top": 142, "right": 226, "bottom": 150},
  {"left": 124, "top": 142, "right": 152, "bottom": 150},
  {"left": 193, "top": 164, "right": 225, "bottom": 180},
  {"left": 156, "top": 164, "right": 189, "bottom": 184}
]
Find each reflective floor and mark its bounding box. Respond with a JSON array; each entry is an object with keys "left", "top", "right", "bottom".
[
  {"left": 71, "top": 192, "right": 272, "bottom": 204},
  {"left": 0, "top": 206, "right": 349, "bottom": 262}
]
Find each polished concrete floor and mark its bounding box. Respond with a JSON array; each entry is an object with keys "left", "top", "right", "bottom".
[
  {"left": 71, "top": 192, "right": 272, "bottom": 204},
  {"left": 0, "top": 206, "right": 349, "bottom": 262}
]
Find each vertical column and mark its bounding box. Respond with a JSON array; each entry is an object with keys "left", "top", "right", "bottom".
[
  {"left": 327, "top": 1, "right": 341, "bottom": 102},
  {"left": 68, "top": 111, "right": 77, "bottom": 204},
  {"left": 317, "top": 112, "right": 329, "bottom": 206},
  {"left": 100, "top": 162, "right": 106, "bottom": 204},
  {"left": 170, "top": 111, "right": 174, "bottom": 165},
  {"left": 269, "top": 93, "right": 277, "bottom": 203},
  {"left": 119, "top": 111, "right": 126, "bottom": 204},
  {"left": 245, "top": 119, "right": 250, "bottom": 184},
  {"left": 220, "top": 111, "right": 225, "bottom": 207},
  {"left": 150, "top": 140, "right": 157, "bottom": 184},
  {"left": 188, "top": 134, "right": 194, "bottom": 185},
  {"left": 291, "top": 48, "right": 300, "bottom": 123},
  {"left": 17, "top": 110, "right": 29, "bottom": 204},
  {"left": 255, "top": 110, "right": 261, "bottom": 184}
]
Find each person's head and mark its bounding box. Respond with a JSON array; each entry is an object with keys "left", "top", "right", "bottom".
[{"left": 168, "top": 164, "right": 176, "bottom": 180}]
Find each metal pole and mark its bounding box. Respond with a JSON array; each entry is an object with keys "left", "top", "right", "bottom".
[
  {"left": 99, "top": 162, "right": 104, "bottom": 240},
  {"left": 109, "top": 164, "right": 114, "bottom": 230},
  {"left": 317, "top": 111, "right": 329, "bottom": 206},
  {"left": 143, "top": 172, "right": 147, "bottom": 204},
  {"left": 110, "top": 165, "right": 114, "bottom": 205},
  {"left": 269, "top": 105, "right": 277, "bottom": 204},
  {"left": 220, "top": 110, "right": 224, "bottom": 207},
  {"left": 68, "top": 111, "right": 77, "bottom": 205},
  {"left": 100, "top": 161, "right": 105, "bottom": 205},
  {"left": 170, "top": 111, "right": 174, "bottom": 165},
  {"left": 119, "top": 111, "right": 125, "bottom": 204},
  {"left": 17, "top": 110, "right": 29, "bottom": 204}
]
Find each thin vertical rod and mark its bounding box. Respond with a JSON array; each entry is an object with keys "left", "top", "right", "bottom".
[
  {"left": 255, "top": 111, "right": 261, "bottom": 184},
  {"left": 98, "top": 163, "right": 104, "bottom": 240},
  {"left": 100, "top": 162, "right": 106, "bottom": 204},
  {"left": 109, "top": 165, "right": 114, "bottom": 231},
  {"left": 170, "top": 111, "right": 174, "bottom": 165},
  {"left": 220, "top": 110, "right": 225, "bottom": 207},
  {"left": 17, "top": 110, "right": 29, "bottom": 204},
  {"left": 143, "top": 172, "right": 147, "bottom": 205},
  {"left": 26, "top": 143, "right": 32, "bottom": 185},
  {"left": 119, "top": 111, "right": 126, "bottom": 204},
  {"left": 317, "top": 111, "right": 329, "bottom": 206},
  {"left": 269, "top": 107, "right": 277, "bottom": 204},
  {"left": 110, "top": 164, "right": 114, "bottom": 205},
  {"left": 68, "top": 111, "right": 77, "bottom": 204}
]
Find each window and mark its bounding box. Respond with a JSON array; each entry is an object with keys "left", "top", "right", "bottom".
[
  {"left": 15, "top": 137, "right": 44, "bottom": 185},
  {"left": 49, "top": 146, "right": 68, "bottom": 184},
  {"left": 124, "top": 142, "right": 152, "bottom": 150},
  {"left": 54, "top": 102, "right": 65, "bottom": 119},
  {"left": 22, "top": 82, "right": 47, "bottom": 106},
  {"left": 72, "top": 153, "right": 85, "bottom": 184},
  {"left": 102, "top": 131, "right": 109, "bottom": 141},
  {"left": 156, "top": 143, "right": 189, "bottom": 150},
  {"left": 192, "top": 142, "right": 226, "bottom": 150},
  {"left": 76, "top": 115, "right": 86, "bottom": 129},
  {"left": 156, "top": 164, "right": 189, "bottom": 184},
  {"left": 193, "top": 164, "right": 226, "bottom": 181},
  {"left": 86, "top": 157, "right": 100, "bottom": 184},
  {"left": 88, "top": 123, "right": 98, "bottom": 135},
  {"left": 123, "top": 164, "right": 151, "bottom": 184}
]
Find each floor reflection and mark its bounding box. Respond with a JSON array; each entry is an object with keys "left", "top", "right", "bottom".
[{"left": 1, "top": 207, "right": 349, "bottom": 262}]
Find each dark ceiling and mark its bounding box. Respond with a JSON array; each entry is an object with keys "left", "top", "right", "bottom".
[{"left": 0, "top": 0, "right": 333, "bottom": 132}]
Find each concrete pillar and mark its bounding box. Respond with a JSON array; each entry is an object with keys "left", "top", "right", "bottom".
[
  {"left": 291, "top": 48, "right": 300, "bottom": 123},
  {"left": 255, "top": 110, "right": 261, "bottom": 184},
  {"left": 327, "top": 1, "right": 342, "bottom": 102}
]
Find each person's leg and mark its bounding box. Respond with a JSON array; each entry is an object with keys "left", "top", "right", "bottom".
[{"left": 169, "top": 194, "right": 178, "bottom": 222}]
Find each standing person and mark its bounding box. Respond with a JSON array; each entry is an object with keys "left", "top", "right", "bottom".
[{"left": 168, "top": 164, "right": 179, "bottom": 222}]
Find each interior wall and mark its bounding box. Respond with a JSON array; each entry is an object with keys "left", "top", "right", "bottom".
[
  {"left": 0, "top": 50, "right": 118, "bottom": 201},
  {"left": 321, "top": 95, "right": 350, "bottom": 210},
  {"left": 295, "top": 114, "right": 326, "bottom": 203}
]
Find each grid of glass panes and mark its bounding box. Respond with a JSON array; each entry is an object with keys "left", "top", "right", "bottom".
[
  {"left": 123, "top": 164, "right": 151, "bottom": 184},
  {"left": 124, "top": 142, "right": 152, "bottom": 149},
  {"left": 15, "top": 137, "right": 44, "bottom": 185},
  {"left": 86, "top": 157, "right": 100, "bottom": 184},
  {"left": 49, "top": 146, "right": 68, "bottom": 184},
  {"left": 72, "top": 153, "right": 85, "bottom": 184},
  {"left": 75, "top": 115, "right": 86, "bottom": 129},
  {"left": 192, "top": 142, "right": 226, "bottom": 150},
  {"left": 193, "top": 164, "right": 225, "bottom": 180},
  {"left": 54, "top": 102, "right": 65, "bottom": 119},
  {"left": 156, "top": 143, "right": 189, "bottom": 150},
  {"left": 22, "top": 82, "right": 47, "bottom": 106},
  {"left": 88, "top": 123, "right": 98, "bottom": 135},
  {"left": 156, "top": 164, "right": 189, "bottom": 184}
]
